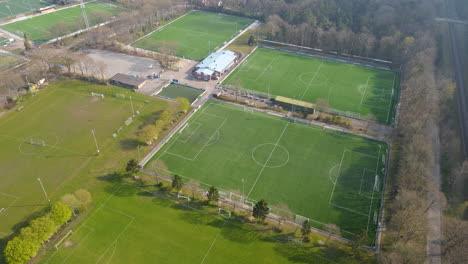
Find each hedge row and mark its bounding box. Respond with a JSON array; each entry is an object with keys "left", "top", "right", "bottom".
[{"left": 3, "top": 202, "right": 72, "bottom": 264}]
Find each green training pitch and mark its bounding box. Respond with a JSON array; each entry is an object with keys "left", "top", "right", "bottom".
[
  {"left": 146, "top": 100, "right": 387, "bottom": 241},
  {"left": 222, "top": 47, "right": 400, "bottom": 124},
  {"left": 1, "top": 2, "right": 123, "bottom": 43},
  {"left": 0, "top": 80, "right": 164, "bottom": 238},
  {"left": 157, "top": 83, "right": 204, "bottom": 103},
  {"left": 43, "top": 185, "right": 335, "bottom": 264},
  {"left": 133, "top": 10, "right": 254, "bottom": 61},
  {"left": 0, "top": 0, "right": 52, "bottom": 20}
]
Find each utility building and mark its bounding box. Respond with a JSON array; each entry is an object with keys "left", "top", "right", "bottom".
[
  {"left": 109, "top": 73, "right": 146, "bottom": 90},
  {"left": 193, "top": 50, "right": 238, "bottom": 81}
]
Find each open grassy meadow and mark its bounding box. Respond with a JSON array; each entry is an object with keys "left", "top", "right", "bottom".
[
  {"left": 0, "top": 0, "right": 52, "bottom": 20},
  {"left": 41, "top": 184, "right": 343, "bottom": 264},
  {"left": 0, "top": 53, "right": 24, "bottom": 70},
  {"left": 1, "top": 2, "right": 123, "bottom": 42},
  {"left": 222, "top": 47, "right": 400, "bottom": 124},
  {"left": 146, "top": 100, "right": 387, "bottom": 241},
  {"left": 157, "top": 84, "right": 204, "bottom": 103},
  {"left": 133, "top": 10, "right": 254, "bottom": 60},
  {"left": 0, "top": 80, "right": 169, "bottom": 239}
]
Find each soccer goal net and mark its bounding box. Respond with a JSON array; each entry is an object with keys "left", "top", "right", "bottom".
[
  {"left": 91, "top": 92, "right": 104, "bottom": 99},
  {"left": 54, "top": 230, "right": 73, "bottom": 250},
  {"left": 243, "top": 107, "right": 254, "bottom": 113},
  {"left": 218, "top": 208, "right": 231, "bottom": 218},
  {"left": 29, "top": 137, "right": 45, "bottom": 147},
  {"left": 177, "top": 193, "right": 191, "bottom": 202},
  {"left": 0, "top": 208, "right": 5, "bottom": 214}
]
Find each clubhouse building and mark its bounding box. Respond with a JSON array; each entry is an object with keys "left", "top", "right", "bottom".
[{"left": 193, "top": 50, "right": 238, "bottom": 81}]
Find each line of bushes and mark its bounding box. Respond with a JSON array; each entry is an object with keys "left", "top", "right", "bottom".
[{"left": 3, "top": 202, "right": 72, "bottom": 264}]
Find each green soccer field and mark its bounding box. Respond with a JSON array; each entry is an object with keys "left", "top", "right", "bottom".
[
  {"left": 222, "top": 47, "right": 400, "bottom": 124},
  {"left": 1, "top": 2, "right": 123, "bottom": 43},
  {"left": 0, "top": 0, "right": 52, "bottom": 20},
  {"left": 157, "top": 84, "right": 204, "bottom": 103},
  {"left": 146, "top": 100, "right": 387, "bottom": 241},
  {"left": 0, "top": 80, "right": 165, "bottom": 238},
  {"left": 42, "top": 185, "right": 336, "bottom": 264},
  {"left": 133, "top": 10, "right": 254, "bottom": 61}
]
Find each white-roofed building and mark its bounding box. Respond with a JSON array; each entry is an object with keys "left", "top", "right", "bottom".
[{"left": 193, "top": 50, "right": 238, "bottom": 81}]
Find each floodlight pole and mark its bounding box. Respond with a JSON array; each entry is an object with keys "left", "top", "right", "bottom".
[
  {"left": 91, "top": 129, "right": 100, "bottom": 154},
  {"left": 129, "top": 96, "right": 135, "bottom": 116},
  {"left": 37, "top": 178, "right": 50, "bottom": 203},
  {"left": 241, "top": 178, "right": 246, "bottom": 202}
]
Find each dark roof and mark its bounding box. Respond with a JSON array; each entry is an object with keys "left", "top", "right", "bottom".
[{"left": 110, "top": 73, "right": 146, "bottom": 87}]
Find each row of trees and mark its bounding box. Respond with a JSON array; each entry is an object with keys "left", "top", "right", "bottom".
[
  {"left": 4, "top": 202, "right": 72, "bottom": 264},
  {"left": 3, "top": 189, "right": 92, "bottom": 264},
  {"left": 139, "top": 97, "right": 190, "bottom": 145}
]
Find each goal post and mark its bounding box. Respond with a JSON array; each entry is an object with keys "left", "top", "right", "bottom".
[
  {"left": 29, "top": 137, "right": 45, "bottom": 147},
  {"left": 218, "top": 208, "right": 231, "bottom": 218},
  {"left": 91, "top": 92, "right": 104, "bottom": 99},
  {"left": 177, "top": 193, "right": 191, "bottom": 201},
  {"left": 54, "top": 230, "right": 73, "bottom": 250}
]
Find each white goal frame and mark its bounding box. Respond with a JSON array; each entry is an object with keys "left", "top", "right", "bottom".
[
  {"left": 177, "top": 193, "right": 191, "bottom": 201},
  {"left": 0, "top": 208, "right": 5, "bottom": 214},
  {"left": 91, "top": 92, "right": 104, "bottom": 99},
  {"left": 218, "top": 208, "right": 231, "bottom": 218},
  {"left": 54, "top": 230, "right": 73, "bottom": 250},
  {"left": 29, "top": 137, "right": 45, "bottom": 147}
]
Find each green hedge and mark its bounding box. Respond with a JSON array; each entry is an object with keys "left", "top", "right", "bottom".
[{"left": 4, "top": 202, "right": 72, "bottom": 264}]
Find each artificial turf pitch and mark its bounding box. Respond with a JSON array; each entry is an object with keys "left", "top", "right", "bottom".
[
  {"left": 133, "top": 10, "right": 254, "bottom": 61},
  {"left": 222, "top": 47, "right": 400, "bottom": 124},
  {"left": 0, "top": 80, "right": 163, "bottom": 238},
  {"left": 157, "top": 83, "right": 204, "bottom": 103},
  {"left": 146, "top": 100, "right": 387, "bottom": 240},
  {"left": 43, "top": 185, "right": 335, "bottom": 264},
  {"left": 1, "top": 2, "right": 122, "bottom": 43},
  {"left": 0, "top": 0, "right": 51, "bottom": 20}
]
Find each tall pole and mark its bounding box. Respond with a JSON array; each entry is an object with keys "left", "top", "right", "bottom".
[
  {"left": 91, "top": 129, "right": 100, "bottom": 154},
  {"left": 37, "top": 178, "right": 50, "bottom": 203},
  {"left": 129, "top": 96, "right": 135, "bottom": 116},
  {"left": 241, "top": 178, "right": 246, "bottom": 202}
]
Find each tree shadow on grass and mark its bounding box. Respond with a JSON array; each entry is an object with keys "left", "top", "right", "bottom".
[
  {"left": 97, "top": 172, "right": 124, "bottom": 183},
  {"left": 119, "top": 138, "right": 141, "bottom": 151},
  {"left": 104, "top": 183, "right": 137, "bottom": 197},
  {"left": 273, "top": 243, "right": 338, "bottom": 264},
  {"left": 218, "top": 222, "right": 263, "bottom": 244},
  {"left": 178, "top": 207, "right": 218, "bottom": 226}
]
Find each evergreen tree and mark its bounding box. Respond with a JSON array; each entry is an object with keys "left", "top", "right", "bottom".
[
  {"left": 301, "top": 219, "right": 311, "bottom": 242},
  {"left": 207, "top": 186, "right": 219, "bottom": 203},
  {"left": 253, "top": 199, "right": 269, "bottom": 222},
  {"left": 172, "top": 175, "right": 183, "bottom": 191},
  {"left": 248, "top": 35, "right": 256, "bottom": 46},
  {"left": 23, "top": 33, "right": 31, "bottom": 51},
  {"left": 125, "top": 159, "right": 141, "bottom": 176}
]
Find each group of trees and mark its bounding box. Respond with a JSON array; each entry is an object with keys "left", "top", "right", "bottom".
[
  {"left": 139, "top": 97, "right": 190, "bottom": 145},
  {"left": 3, "top": 202, "right": 72, "bottom": 264}
]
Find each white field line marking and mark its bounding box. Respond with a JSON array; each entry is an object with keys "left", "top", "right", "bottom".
[
  {"left": 166, "top": 116, "right": 227, "bottom": 161},
  {"left": 328, "top": 150, "right": 347, "bottom": 201},
  {"left": 246, "top": 122, "right": 290, "bottom": 198},
  {"left": 95, "top": 215, "right": 135, "bottom": 264},
  {"left": 365, "top": 145, "right": 381, "bottom": 232},
  {"left": 329, "top": 202, "right": 369, "bottom": 217},
  {"left": 177, "top": 122, "right": 201, "bottom": 143},
  {"left": 129, "top": 10, "right": 195, "bottom": 46},
  {"left": 328, "top": 164, "right": 340, "bottom": 185},
  {"left": 255, "top": 59, "right": 275, "bottom": 81},
  {"left": 300, "top": 60, "right": 324, "bottom": 100},
  {"left": 200, "top": 221, "right": 227, "bottom": 264},
  {"left": 359, "top": 76, "right": 371, "bottom": 105},
  {"left": 45, "top": 225, "right": 95, "bottom": 264},
  {"left": 385, "top": 74, "right": 397, "bottom": 124},
  {"left": 359, "top": 168, "right": 367, "bottom": 195}
]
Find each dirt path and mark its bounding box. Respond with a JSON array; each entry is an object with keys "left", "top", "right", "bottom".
[{"left": 427, "top": 121, "right": 442, "bottom": 264}]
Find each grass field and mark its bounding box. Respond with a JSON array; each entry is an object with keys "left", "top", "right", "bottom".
[
  {"left": 0, "top": 36, "right": 9, "bottom": 46},
  {"left": 0, "top": 0, "right": 51, "bottom": 20},
  {"left": 222, "top": 47, "right": 400, "bottom": 124},
  {"left": 42, "top": 185, "right": 338, "bottom": 264},
  {"left": 1, "top": 2, "right": 123, "bottom": 43},
  {"left": 133, "top": 10, "right": 253, "bottom": 61},
  {"left": 0, "top": 80, "right": 167, "bottom": 238},
  {"left": 146, "top": 100, "right": 387, "bottom": 241},
  {"left": 0, "top": 53, "right": 24, "bottom": 70},
  {"left": 157, "top": 84, "right": 204, "bottom": 103}
]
